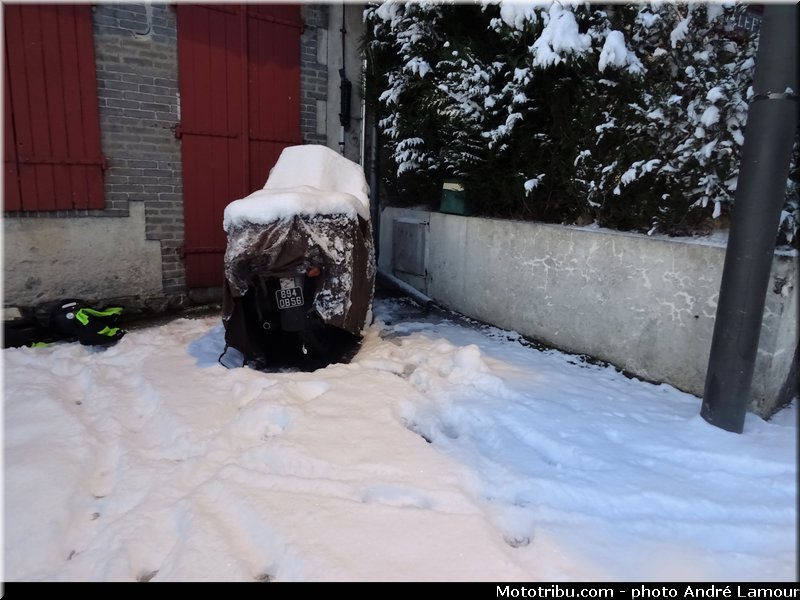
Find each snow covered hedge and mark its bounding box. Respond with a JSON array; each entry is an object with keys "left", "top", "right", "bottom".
[{"left": 364, "top": 1, "right": 799, "bottom": 247}]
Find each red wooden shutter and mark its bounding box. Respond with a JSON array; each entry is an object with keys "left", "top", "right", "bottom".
[
  {"left": 3, "top": 47, "right": 21, "bottom": 211},
  {"left": 3, "top": 4, "right": 105, "bottom": 212}
]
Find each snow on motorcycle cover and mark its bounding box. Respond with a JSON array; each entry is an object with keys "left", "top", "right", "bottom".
[{"left": 221, "top": 145, "right": 376, "bottom": 353}]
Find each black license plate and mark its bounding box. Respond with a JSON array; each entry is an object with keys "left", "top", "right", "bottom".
[{"left": 275, "top": 286, "right": 304, "bottom": 310}]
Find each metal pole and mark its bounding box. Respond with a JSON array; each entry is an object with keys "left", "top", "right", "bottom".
[
  {"left": 701, "top": 4, "right": 799, "bottom": 433},
  {"left": 370, "top": 119, "right": 381, "bottom": 257}
]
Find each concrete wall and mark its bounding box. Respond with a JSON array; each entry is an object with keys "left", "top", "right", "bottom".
[
  {"left": 324, "top": 4, "right": 366, "bottom": 165},
  {"left": 380, "top": 207, "right": 799, "bottom": 417},
  {"left": 4, "top": 203, "right": 162, "bottom": 306},
  {"left": 301, "top": 3, "right": 365, "bottom": 160}
]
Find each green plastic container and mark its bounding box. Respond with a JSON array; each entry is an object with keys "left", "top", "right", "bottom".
[{"left": 440, "top": 179, "right": 472, "bottom": 216}]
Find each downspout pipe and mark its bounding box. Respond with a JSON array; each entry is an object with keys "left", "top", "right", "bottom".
[
  {"left": 338, "top": 3, "right": 350, "bottom": 154},
  {"left": 701, "top": 4, "right": 799, "bottom": 433},
  {"left": 362, "top": 5, "right": 381, "bottom": 257},
  {"left": 370, "top": 118, "right": 381, "bottom": 258}
]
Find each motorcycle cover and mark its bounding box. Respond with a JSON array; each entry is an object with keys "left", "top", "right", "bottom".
[{"left": 221, "top": 145, "right": 376, "bottom": 362}]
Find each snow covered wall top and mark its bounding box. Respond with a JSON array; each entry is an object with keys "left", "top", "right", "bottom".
[{"left": 223, "top": 145, "right": 371, "bottom": 231}]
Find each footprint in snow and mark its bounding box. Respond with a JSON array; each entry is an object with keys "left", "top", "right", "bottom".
[
  {"left": 230, "top": 403, "right": 294, "bottom": 442},
  {"left": 286, "top": 380, "right": 329, "bottom": 402},
  {"left": 360, "top": 484, "right": 433, "bottom": 510}
]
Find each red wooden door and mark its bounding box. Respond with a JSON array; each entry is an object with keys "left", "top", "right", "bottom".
[
  {"left": 3, "top": 4, "right": 104, "bottom": 212},
  {"left": 177, "top": 4, "right": 302, "bottom": 288}
]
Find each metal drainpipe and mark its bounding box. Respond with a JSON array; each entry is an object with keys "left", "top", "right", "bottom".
[
  {"left": 700, "top": 4, "right": 799, "bottom": 433},
  {"left": 360, "top": 55, "right": 367, "bottom": 168},
  {"left": 338, "top": 4, "right": 348, "bottom": 155},
  {"left": 360, "top": 5, "right": 380, "bottom": 255},
  {"left": 361, "top": 52, "right": 379, "bottom": 253},
  {"left": 370, "top": 118, "right": 381, "bottom": 258}
]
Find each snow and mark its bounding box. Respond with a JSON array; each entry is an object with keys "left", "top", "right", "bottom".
[
  {"left": 706, "top": 3, "right": 726, "bottom": 23},
  {"left": 636, "top": 10, "right": 660, "bottom": 29},
  {"left": 700, "top": 139, "right": 718, "bottom": 159},
  {"left": 598, "top": 30, "right": 643, "bottom": 75},
  {"left": 595, "top": 119, "right": 616, "bottom": 135},
  {"left": 223, "top": 187, "right": 367, "bottom": 231},
  {"left": 406, "top": 56, "right": 432, "bottom": 78},
  {"left": 620, "top": 167, "right": 638, "bottom": 186},
  {"left": 670, "top": 17, "right": 690, "bottom": 48},
  {"left": 693, "top": 50, "right": 710, "bottom": 63},
  {"left": 706, "top": 86, "right": 724, "bottom": 103},
  {"left": 2, "top": 295, "right": 796, "bottom": 582},
  {"left": 530, "top": 4, "right": 591, "bottom": 68},
  {"left": 498, "top": 1, "right": 538, "bottom": 31},
  {"left": 223, "top": 145, "right": 370, "bottom": 232},
  {"left": 513, "top": 67, "right": 530, "bottom": 83},
  {"left": 374, "top": 0, "right": 401, "bottom": 27},
  {"left": 574, "top": 149, "right": 591, "bottom": 166},
  {"left": 700, "top": 105, "right": 720, "bottom": 128},
  {"left": 523, "top": 175, "right": 544, "bottom": 193}
]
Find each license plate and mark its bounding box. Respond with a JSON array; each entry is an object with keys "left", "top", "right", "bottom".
[{"left": 275, "top": 286, "right": 304, "bottom": 310}]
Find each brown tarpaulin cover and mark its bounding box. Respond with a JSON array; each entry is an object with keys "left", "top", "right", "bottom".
[{"left": 221, "top": 212, "right": 376, "bottom": 360}]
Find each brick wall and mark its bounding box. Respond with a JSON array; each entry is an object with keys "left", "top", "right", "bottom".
[
  {"left": 93, "top": 3, "right": 186, "bottom": 299},
  {"left": 300, "top": 4, "right": 329, "bottom": 145}
]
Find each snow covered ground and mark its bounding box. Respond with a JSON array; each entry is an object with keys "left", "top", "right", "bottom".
[{"left": 2, "top": 294, "right": 796, "bottom": 582}]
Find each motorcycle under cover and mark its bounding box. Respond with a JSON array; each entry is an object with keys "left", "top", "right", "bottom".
[{"left": 222, "top": 212, "right": 376, "bottom": 354}]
